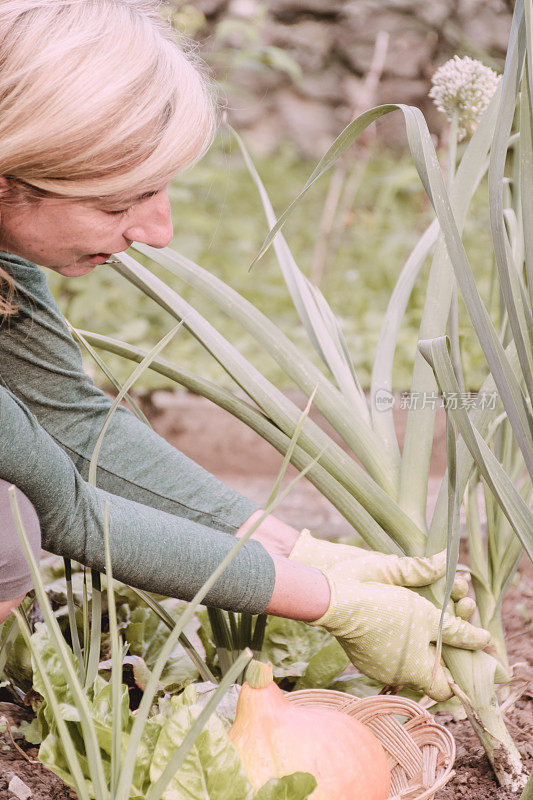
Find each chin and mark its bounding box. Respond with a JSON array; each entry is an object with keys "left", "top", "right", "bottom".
[{"left": 53, "top": 263, "right": 98, "bottom": 277}]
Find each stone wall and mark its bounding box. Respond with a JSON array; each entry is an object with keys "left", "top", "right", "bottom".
[{"left": 193, "top": 0, "right": 514, "bottom": 154}]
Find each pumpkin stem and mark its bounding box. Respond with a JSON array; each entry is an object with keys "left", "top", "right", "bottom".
[{"left": 245, "top": 660, "right": 273, "bottom": 688}]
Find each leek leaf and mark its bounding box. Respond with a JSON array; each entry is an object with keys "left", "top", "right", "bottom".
[{"left": 419, "top": 337, "right": 533, "bottom": 560}]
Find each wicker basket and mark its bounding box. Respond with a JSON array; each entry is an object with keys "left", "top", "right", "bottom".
[{"left": 287, "top": 690, "right": 455, "bottom": 800}]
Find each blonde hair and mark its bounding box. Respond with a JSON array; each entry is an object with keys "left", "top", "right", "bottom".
[
  {"left": 0, "top": 265, "right": 17, "bottom": 317},
  {"left": 0, "top": 0, "right": 217, "bottom": 196},
  {"left": 0, "top": 0, "right": 218, "bottom": 315}
]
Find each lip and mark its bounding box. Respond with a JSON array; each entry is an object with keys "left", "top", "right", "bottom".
[{"left": 87, "top": 253, "right": 113, "bottom": 264}]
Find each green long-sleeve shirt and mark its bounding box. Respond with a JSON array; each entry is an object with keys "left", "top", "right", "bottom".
[{"left": 0, "top": 251, "right": 276, "bottom": 612}]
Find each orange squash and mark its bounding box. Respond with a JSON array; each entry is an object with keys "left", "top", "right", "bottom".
[{"left": 228, "top": 660, "right": 391, "bottom": 800}]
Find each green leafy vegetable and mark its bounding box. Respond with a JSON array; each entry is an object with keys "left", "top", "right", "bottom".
[
  {"left": 149, "top": 685, "right": 253, "bottom": 800},
  {"left": 0, "top": 613, "right": 33, "bottom": 694},
  {"left": 27, "top": 623, "right": 160, "bottom": 799},
  {"left": 294, "top": 639, "right": 349, "bottom": 691},
  {"left": 120, "top": 600, "right": 204, "bottom": 692},
  {"left": 260, "top": 618, "right": 332, "bottom": 679},
  {"left": 254, "top": 772, "right": 317, "bottom": 800}
]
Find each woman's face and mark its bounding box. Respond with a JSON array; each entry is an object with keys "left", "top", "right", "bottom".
[{"left": 0, "top": 180, "right": 174, "bottom": 276}]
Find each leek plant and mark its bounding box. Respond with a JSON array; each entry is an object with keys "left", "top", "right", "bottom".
[{"left": 78, "top": 0, "right": 532, "bottom": 788}]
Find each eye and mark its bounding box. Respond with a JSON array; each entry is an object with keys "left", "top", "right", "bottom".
[
  {"left": 102, "top": 190, "right": 160, "bottom": 216},
  {"left": 107, "top": 205, "right": 133, "bottom": 216}
]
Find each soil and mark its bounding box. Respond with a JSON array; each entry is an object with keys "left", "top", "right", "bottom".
[
  {"left": 1, "top": 390, "right": 532, "bottom": 800},
  {"left": 435, "top": 569, "right": 533, "bottom": 800}
]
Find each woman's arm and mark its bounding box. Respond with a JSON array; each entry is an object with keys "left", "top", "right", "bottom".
[
  {"left": 0, "top": 252, "right": 334, "bottom": 618},
  {"left": 0, "top": 253, "right": 260, "bottom": 534},
  {"left": 1, "top": 382, "right": 329, "bottom": 616}
]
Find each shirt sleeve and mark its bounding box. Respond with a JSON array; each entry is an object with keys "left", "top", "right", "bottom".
[
  {"left": 0, "top": 252, "right": 260, "bottom": 534},
  {"left": 0, "top": 384, "right": 275, "bottom": 612}
]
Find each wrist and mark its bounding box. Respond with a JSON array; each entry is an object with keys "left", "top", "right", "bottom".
[
  {"left": 264, "top": 556, "right": 331, "bottom": 622},
  {"left": 236, "top": 510, "right": 300, "bottom": 557}
]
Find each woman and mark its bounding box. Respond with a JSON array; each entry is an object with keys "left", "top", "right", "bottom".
[{"left": 0, "top": 0, "right": 490, "bottom": 702}]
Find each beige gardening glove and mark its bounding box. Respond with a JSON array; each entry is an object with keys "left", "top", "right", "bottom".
[
  {"left": 290, "top": 529, "right": 475, "bottom": 619},
  {"left": 308, "top": 561, "right": 492, "bottom": 701}
]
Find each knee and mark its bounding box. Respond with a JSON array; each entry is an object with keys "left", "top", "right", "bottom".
[
  {"left": 0, "top": 594, "right": 26, "bottom": 624},
  {"left": 0, "top": 480, "right": 42, "bottom": 609}
]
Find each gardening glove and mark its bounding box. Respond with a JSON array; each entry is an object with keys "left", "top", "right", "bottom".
[
  {"left": 454, "top": 596, "right": 476, "bottom": 620},
  {"left": 310, "top": 561, "right": 492, "bottom": 702},
  {"left": 291, "top": 529, "right": 474, "bottom": 612}
]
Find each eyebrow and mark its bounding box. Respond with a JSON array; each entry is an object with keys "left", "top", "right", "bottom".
[
  {"left": 132, "top": 190, "right": 159, "bottom": 202},
  {"left": 99, "top": 190, "right": 160, "bottom": 208}
]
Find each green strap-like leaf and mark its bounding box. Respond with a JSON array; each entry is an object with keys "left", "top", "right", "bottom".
[
  {"left": 489, "top": 0, "right": 533, "bottom": 404},
  {"left": 399, "top": 131, "right": 490, "bottom": 525},
  {"left": 68, "top": 323, "right": 151, "bottom": 426},
  {"left": 428, "top": 342, "right": 519, "bottom": 550},
  {"left": 251, "top": 105, "right": 397, "bottom": 266},
  {"left": 233, "top": 128, "right": 371, "bottom": 427},
  {"left": 520, "top": 54, "right": 533, "bottom": 309},
  {"left": 62, "top": 558, "right": 84, "bottom": 677},
  {"left": 112, "top": 253, "right": 426, "bottom": 552},
  {"left": 265, "top": 388, "right": 317, "bottom": 508},
  {"left": 77, "top": 329, "right": 402, "bottom": 555},
  {"left": 88, "top": 322, "right": 182, "bottom": 486},
  {"left": 252, "top": 93, "right": 533, "bottom": 479},
  {"left": 434, "top": 409, "right": 461, "bottom": 666},
  {"left": 419, "top": 337, "right": 533, "bottom": 560},
  {"left": 371, "top": 219, "right": 439, "bottom": 463},
  {"left": 84, "top": 569, "right": 102, "bottom": 690},
  {"left": 396, "top": 95, "right": 496, "bottom": 523},
  {"left": 402, "top": 102, "right": 533, "bottom": 508},
  {"left": 132, "top": 241, "right": 397, "bottom": 495},
  {"left": 102, "top": 504, "right": 122, "bottom": 797}
]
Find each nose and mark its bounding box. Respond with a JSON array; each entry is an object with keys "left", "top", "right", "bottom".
[{"left": 124, "top": 190, "right": 174, "bottom": 248}]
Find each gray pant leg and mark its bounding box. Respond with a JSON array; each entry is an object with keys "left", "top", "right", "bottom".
[{"left": 0, "top": 478, "right": 42, "bottom": 601}]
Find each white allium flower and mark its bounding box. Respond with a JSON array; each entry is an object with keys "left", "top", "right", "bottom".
[{"left": 429, "top": 55, "right": 501, "bottom": 141}]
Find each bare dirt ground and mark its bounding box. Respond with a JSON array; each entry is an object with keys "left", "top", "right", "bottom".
[{"left": 1, "top": 390, "right": 531, "bottom": 799}]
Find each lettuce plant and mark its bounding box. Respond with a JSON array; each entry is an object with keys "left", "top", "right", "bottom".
[{"left": 4, "top": 486, "right": 318, "bottom": 800}]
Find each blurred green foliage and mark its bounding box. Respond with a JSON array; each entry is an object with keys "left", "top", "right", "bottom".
[{"left": 47, "top": 136, "right": 494, "bottom": 392}]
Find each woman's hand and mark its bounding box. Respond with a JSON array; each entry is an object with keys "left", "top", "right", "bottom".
[
  {"left": 290, "top": 529, "right": 476, "bottom": 619},
  {"left": 290, "top": 529, "right": 449, "bottom": 585},
  {"left": 310, "top": 562, "right": 492, "bottom": 701}
]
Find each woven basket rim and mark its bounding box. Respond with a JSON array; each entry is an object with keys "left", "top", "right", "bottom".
[{"left": 286, "top": 689, "right": 455, "bottom": 800}]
